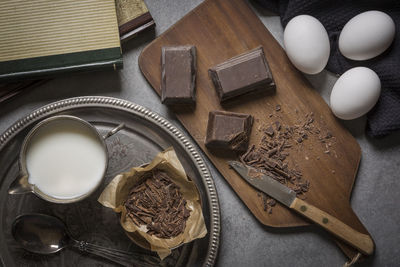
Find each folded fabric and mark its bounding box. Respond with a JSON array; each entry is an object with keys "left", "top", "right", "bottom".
[{"left": 255, "top": 0, "right": 400, "bottom": 137}]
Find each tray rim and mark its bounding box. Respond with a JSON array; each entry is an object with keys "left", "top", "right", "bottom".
[{"left": 0, "top": 96, "right": 220, "bottom": 267}]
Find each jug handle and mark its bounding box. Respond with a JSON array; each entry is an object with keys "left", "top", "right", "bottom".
[
  {"left": 102, "top": 123, "right": 125, "bottom": 140},
  {"left": 8, "top": 173, "right": 33, "bottom": 194}
]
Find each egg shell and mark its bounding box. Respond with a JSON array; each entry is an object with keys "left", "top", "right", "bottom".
[
  {"left": 330, "top": 67, "right": 381, "bottom": 120},
  {"left": 284, "top": 15, "right": 330, "bottom": 74},
  {"left": 339, "top": 11, "right": 395, "bottom": 61}
]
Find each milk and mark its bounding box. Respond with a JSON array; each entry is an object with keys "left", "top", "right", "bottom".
[{"left": 25, "top": 120, "right": 107, "bottom": 199}]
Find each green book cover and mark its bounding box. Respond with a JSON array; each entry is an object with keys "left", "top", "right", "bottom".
[{"left": 0, "top": 0, "right": 123, "bottom": 81}]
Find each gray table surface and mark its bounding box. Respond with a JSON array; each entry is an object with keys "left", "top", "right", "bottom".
[{"left": 1, "top": 1, "right": 399, "bottom": 266}]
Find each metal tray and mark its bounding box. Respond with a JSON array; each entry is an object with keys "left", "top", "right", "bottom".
[{"left": 0, "top": 96, "right": 220, "bottom": 267}]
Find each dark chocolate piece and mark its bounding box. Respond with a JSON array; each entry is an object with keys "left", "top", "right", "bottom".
[
  {"left": 208, "top": 46, "right": 275, "bottom": 102},
  {"left": 161, "top": 46, "right": 196, "bottom": 105},
  {"left": 205, "top": 110, "right": 253, "bottom": 152}
]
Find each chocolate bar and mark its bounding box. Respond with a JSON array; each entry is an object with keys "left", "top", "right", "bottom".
[
  {"left": 205, "top": 110, "right": 253, "bottom": 152},
  {"left": 208, "top": 46, "right": 275, "bottom": 102},
  {"left": 161, "top": 46, "right": 196, "bottom": 105}
]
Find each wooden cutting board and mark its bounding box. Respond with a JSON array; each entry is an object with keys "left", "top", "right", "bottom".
[{"left": 139, "top": 0, "right": 372, "bottom": 259}]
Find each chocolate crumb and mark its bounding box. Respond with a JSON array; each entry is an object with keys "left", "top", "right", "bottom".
[
  {"left": 267, "top": 198, "right": 276, "bottom": 206},
  {"left": 325, "top": 132, "right": 333, "bottom": 139},
  {"left": 275, "top": 121, "right": 281, "bottom": 131},
  {"left": 261, "top": 194, "right": 268, "bottom": 211},
  {"left": 265, "top": 126, "right": 275, "bottom": 137}
]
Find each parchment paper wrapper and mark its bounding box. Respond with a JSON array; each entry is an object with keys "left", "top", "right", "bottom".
[{"left": 98, "top": 147, "right": 207, "bottom": 259}]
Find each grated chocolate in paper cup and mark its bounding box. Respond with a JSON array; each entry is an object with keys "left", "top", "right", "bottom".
[{"left": 98, "top": 147, "right": 207, "bottom": 259}]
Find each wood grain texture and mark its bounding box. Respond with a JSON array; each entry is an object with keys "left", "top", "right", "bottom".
[
  {"left": 290, "top": 198, "right": 374, "bottom": 255},
  {"left": 139, "top": 0, "right": 372, "bottom": 259}
]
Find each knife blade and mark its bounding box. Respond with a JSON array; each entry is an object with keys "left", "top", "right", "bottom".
[{"left": 228, "top": 161, "right": 374, "bottom": 255}]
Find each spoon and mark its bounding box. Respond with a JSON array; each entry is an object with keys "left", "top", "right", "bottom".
[{"left": 12, "top": 213, "right": 160, "bottom": 267}]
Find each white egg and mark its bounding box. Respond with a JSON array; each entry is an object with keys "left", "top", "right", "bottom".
[
  {"left": 330, "top": 67, "right": 381, "bottom": 120},
  {"left": 284, "top": 15, "right": 330, "bottom": 74},
  {"left": 339, "top": 11, "right": 395, "bottom": 60}
]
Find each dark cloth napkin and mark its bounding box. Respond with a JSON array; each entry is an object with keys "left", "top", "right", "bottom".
[{"left": 254, "top": 0, "right": 400, "bottom": 137}]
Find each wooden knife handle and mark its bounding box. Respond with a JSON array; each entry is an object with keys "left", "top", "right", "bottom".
[{"left": 290, "top": 198, "right": 374, "bottom": 255}]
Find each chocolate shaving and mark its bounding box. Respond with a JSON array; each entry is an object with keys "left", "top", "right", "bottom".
[
  {"left": 124, "top": 170, "right": 191, "bottom": 238},
  {"left": 229, "top": 131, "right": 250, "bottom": 151},
  {"left": 258, "top": 192, "right": 277, "bottom": 214},
  {"left": 241, "top": 109, "right": 319, "bottom": 213},
  {"left": 274, "top": 121, "right": 281, "bottom": 131},
  {"left": 264, "top": 126, "right": 275, "bottom": 137},
  {"left": 240, "top": 106, "right": 337, "bottom": 213}
]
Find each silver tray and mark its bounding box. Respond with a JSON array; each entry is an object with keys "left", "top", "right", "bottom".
[{"left": 0, "top": 96, "right": 220, "bottom": 267}]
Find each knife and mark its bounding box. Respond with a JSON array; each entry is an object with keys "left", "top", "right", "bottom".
[{"left": 228, "top": 161, "right": 374, "bottom": 255}]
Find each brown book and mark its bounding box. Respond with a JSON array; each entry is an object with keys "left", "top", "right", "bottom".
[{"left": 116, "top": 0, "right": 155, "bottom": 42}]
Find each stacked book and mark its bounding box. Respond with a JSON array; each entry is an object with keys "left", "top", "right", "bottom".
[{"left": 0, "top": 0, "right": 154, "bottom": 101}]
